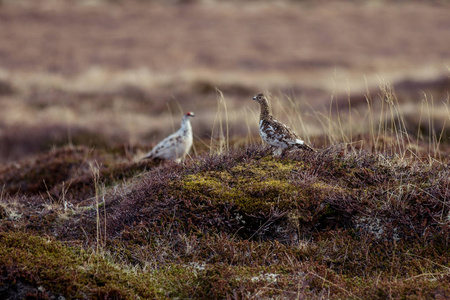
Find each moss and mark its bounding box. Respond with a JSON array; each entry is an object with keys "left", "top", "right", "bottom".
[
  {"left": 0, "top": 231, "right": 163, "bottom": 299},
  {"left": 229, "top": 157, "right": 300, "bottom": 178},
  {"left": 181, "top": 159, "right": 303, "bottom": 214},
  {"left": 309, "top": 181, "right": 348, "bottom": 197}
]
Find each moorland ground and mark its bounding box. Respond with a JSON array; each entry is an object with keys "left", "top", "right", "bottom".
[{"left": 1, "top": 0, "right": 450, "bottom": 299}]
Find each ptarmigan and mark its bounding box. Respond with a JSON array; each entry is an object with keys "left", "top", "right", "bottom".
[
  {"left": 252, "top": 93, "right": 315, "bottom": 156},
  {"left": 142, "top": 112, "right": 195, "bottom": 162}
]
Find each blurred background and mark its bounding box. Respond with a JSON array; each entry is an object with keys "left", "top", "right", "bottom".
[{"left": 1, "top": 0, "right": 449, "bottom": 162}]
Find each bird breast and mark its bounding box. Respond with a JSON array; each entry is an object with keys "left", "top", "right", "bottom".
[{"left": 259, "top": 120, "right": 290, "bottom": 149}]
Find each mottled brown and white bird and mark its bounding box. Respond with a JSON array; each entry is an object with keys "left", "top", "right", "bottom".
[
  {"left": 252, "top": 93, "right": 315, "bottom": 156},
  {"left": 142, "top": 112, "right": 195, "bottom": 162}
]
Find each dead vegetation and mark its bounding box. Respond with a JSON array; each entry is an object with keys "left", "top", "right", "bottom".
[{"left": 1, "top": 141, "right": 450, "bottom": 299}]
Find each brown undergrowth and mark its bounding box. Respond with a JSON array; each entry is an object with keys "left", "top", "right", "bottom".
[{"left": 1, "top": 143, "right": 449, "bottom": 299}]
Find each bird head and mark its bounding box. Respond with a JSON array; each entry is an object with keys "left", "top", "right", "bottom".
[
  {"left": 252, "top": 93, "right": 266, "bottom": 103},
  {"left": 185, "top": 112, "right": 195, "bottom": 118}
]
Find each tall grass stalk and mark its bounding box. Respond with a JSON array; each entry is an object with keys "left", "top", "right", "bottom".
[
  {"left": 346, "top": 78, "right": 352, "bottom": 145},
  {"left": 373, "top": 80, "right": 411, "bottom": 159},
  {"left": 244, "top": 107, "right": 258, "bottom": 145},
  {"left": 280, "top": 94, "right": 311, "bottom": 145},
  {"left": 364, "top": 75, "right": 376, "bottom": 151},
  {"left": 209, "top": 88, "right": 229, "bottom": 154},
  {"left": 90, "top": 161, "right": 105, "bottom": 255}
]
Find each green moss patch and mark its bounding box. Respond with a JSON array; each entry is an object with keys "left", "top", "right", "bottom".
[
  {"left": 0, "top": 231, "right": 161, "bottom": 298},
  {"left": 181, "top": 158, "right": 315, "bottom": 213}
]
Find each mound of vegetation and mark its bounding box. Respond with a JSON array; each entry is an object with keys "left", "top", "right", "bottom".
[{"left": 0, "top": 144, "right": 449, "bottom": 299}]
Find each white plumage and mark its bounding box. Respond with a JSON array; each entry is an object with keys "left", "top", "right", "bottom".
[{"left": 142, "top": 112, "right": 195, "bottom": 163}]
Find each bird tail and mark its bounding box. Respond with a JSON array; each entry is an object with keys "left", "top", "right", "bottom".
[
  {"left": 300, "top": 143, "right": 317, "bottom": 152},
  {"left": 290, "top": 139, "right": 317, "bottom": 152},
  {"left": 141, "top": 152, "right": 154, "bottom": 161}
]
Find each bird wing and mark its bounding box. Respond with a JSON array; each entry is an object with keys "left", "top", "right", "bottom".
[
  {"left": 143, "top": 130, "right": 191, "bottom": 160},
  {"left": 266, "top": 118, "right": 300, "bottom": 140},
  {"left": 143, "top": 131, "right": 179, "bottom": 160},
  {"left": 261, "top": 118, "right": 315, "bottom": 151},
  {"left": 270, "top": 120, "right": 316, "bottom": 151}
]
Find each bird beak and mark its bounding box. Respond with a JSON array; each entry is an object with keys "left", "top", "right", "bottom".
[{"left": 252, "top": 96, "right": 257, "bottom": 100}]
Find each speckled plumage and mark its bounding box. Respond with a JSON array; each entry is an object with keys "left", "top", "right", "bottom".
[
  {"left": 142, "top": 112, "right": 195, "bottom": 162},
  {"left": 252, "top": 93, "right": 315, "bottom": 155}
]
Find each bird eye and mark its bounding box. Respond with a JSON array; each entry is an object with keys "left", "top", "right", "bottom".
[{"left": 258, "top": 96, "right": 262, "bottom": 100}]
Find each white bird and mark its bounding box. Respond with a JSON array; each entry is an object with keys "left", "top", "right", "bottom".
[
  {"left": 142, "top": 112, "right": 195, "bottom": 162},
  {"left": 252, "top": 93, "right": 315, "bottom": 156}
]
